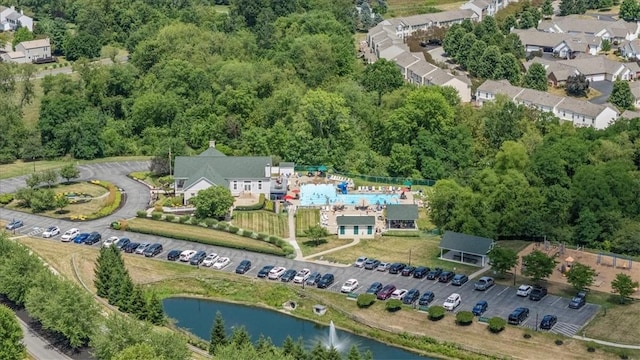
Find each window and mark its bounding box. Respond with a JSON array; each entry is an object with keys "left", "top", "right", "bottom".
[
  {"left": 233, "top": 181, "right": 237, "bottom": 190},
  {"left": 367, "top": 226, "right": 373, "bottom": 235},
  {"left": 353, "top": 226, "right": 359, "bottom": 235},
  {"left": 339, "top": 226, "right": 345, "bottom": 235},
  {"left": 258, "top": 181, "right": 262, "bottom": 190}
]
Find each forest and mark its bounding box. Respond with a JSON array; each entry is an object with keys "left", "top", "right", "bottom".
[{"left": 1, "top": 0, "right": 640, "bottom": 253}]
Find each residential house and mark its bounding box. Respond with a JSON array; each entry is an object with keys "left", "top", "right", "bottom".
[
  {"left": 392, "top": 51, "right": 421, "bottom": 78},
  {"left": 619, "top": 39, "right": 640, "bottom": 60},
  {"left": 0, "top": 5, "right": 33, "bottom": 31},
  {"left": 513, "top": 28, "right": 602, "bottom": 57},
  {"left": 629, "top": 81, "right": 640, "bottom": 108},
  {"left": 391, "top": 10, "right": 478, "bottom": 40},
  {"left": 0, "top": 51, "right": 26, "bottom": 63},
  {"left": 525, "top": 55, "right": 637, "bottom": 86},
  {"left": 537, "top": 15, "right": 640, "bottom": 42},
  {"left": 621, "top": 109, "right": 640, "bottom": 118},
  {"left": 555, "top": 97, "right": 618, "bottom": 129},
  {"left": 336, "top": 216, "right": 376, "bottom": 239},
  {"left": 14, "top": 38, "right": 51, "bottom": 62},
  {"left": 460, "top": 0, "right": 510, "bottom": 21},
  {"left": 402, "top": 58, "right": 472, "bottom": 101}
]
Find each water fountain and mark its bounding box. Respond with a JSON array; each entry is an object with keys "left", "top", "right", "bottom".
[{"left": 323, "top": 320, "right": 351, "bottom": 352}]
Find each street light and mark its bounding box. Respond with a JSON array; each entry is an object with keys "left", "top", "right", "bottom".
[
  {"left": 535, "top": 312, "right": 539, "bottom": 331},
  {"left": 409, "top": 249, "right": 412, "bottom": 266}
]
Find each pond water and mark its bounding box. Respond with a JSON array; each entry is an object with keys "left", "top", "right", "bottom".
[{"left": 163, "top": 297, "right": 430, "bottom": 359}]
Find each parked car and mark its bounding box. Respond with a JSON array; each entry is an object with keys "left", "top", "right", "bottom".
[
  {"left": 73, "top": 233, "right": 90, "bottom": 244},
  {"left": 202, "top": 253, "right": 219, "bottom": 267},
  {"left": 258, "top": 265, "right": 275, "bottom": 278},
  {"left": 451, "top": 274, "right": 469, "bottom": 286},
  {"left": 403, "top": 289, "right": 420, "bottom": 304},
  {"left": 85, "top": 232, "right": 102, "bottom": 245},
  {"left": 124, "top": 242, "right": 141, "bottom": 253},
  {"left": 376, "top": 284, "right": 397, "bottom": 300},
  {"left": 135, "top": 242, "right": 150, "bottom": 255},
  {"left": 212, "top": 257, "right": 231, "bottom": 269},
  {"left": 438, "top": 271, "right": 454, "bottom": 283},
  {"left": 426, "top": 267, "right": 443, "bottom": 280},
  {"left": 529, "top": 286, "right": 548, "bottom": 301},
  {"left": 508, "top": 307, "right": 530, "bottom": 325},
  {"left": 189, "top": 251, "right": 207, "bottom": 265},
  {"left": 418, "top": 291, "right": 435, "bottom": 306},
  {"left": 472, "top": 300, "right": 488, "bottom": 316},
  {"left": 268, "top": 267, "right": 287, "bottom": 280},
  {"left": 293, "top": 269, "right": 311, "bottom": 284},
  {"left": 305, "top": 272, "right": 322, "bottom": 286},
  {"left": 401, "top": 266, "right": 416, "bottom": 277},
  {"left": 474, "top": 276, "right": 495, "bottom": 291},
  {"left": 317, "top": 273, "right": 335, "bottom": 289},
  {"left": 42, "top": 226, "right": 60, "bottom": 238},
  {"left": 235, "top": 260, "right": 252, "bottom": 274},
  {"left": 179, "top": 250, "right": 197, "bottom": 262},
  {"left": 144, "top": 243, "right": 163, "bottom": 257},
  {"left": 517, "top": 285, "right": 533, "bottom": 297},
  {"left": 366, "top": 282, "right": 383, "bottom": 295},
  {"left": 354, "top": 256, "right": 368, "bottom": 267},
  {"left": 413, "top": 266, "right": 430, "bottom": 279},
  {"left": 364, "top": 259, "right": 381, "bottom": 270},
  {"left": 388, "top": 263, "right": 407, "bottom": 274},
  {"left": 569, "top": 292, "right": 587, "bottom": 309},
  {"left": 376, "top": 262, "right": 391, "bottom": 272},
  {"left": 61, "top": 228, "right": 79, "bottom": 242},
  {"left": 103, "top": 236, "right": 119, "bottom": 247},
  {"left": 280, "top": 269, "right": 297, "bottom": 282},
  {"left": 116, "top": 238, "right": 131, "bottom": 250},
  {"left": 5, "top": 219, "right": 24, "bottom": 230},
  {"left": 341, "top": 279, "right": 359, "bottom": 293},
  {"left": 443, "top": 293, "right": 461, "bottom": 311},
  {"left": 167, "top": 249, "right": 182, "bottom": 261},
  {"left": 390, "top": 288, "right": 408, "bottom": 300},
  {"left": 540, "top": 314, "right": 558, "bottom": 330}
]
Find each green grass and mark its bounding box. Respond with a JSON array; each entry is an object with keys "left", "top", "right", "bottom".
[
  {"left": 299, "top": 235, "right": 352, "bottom": 257},
  {"left": 417, "top": 208, "right": 435, "bottom": 230},
  {"left": 386, "top": 0, "right": 467, "bottom": 18},
  {"left": 295, "top": 208, "right": 320, "bottom": 236},
  {"left": 18, "top": 78, "right": 43, "bottom": 128},
  {"left": 494, "top": 240, "right": 531, "bottom": 253},
  {"left": 232, "top": 211, "right": 289, "bottom": 238},
  {"left": 0, "top": 156, "right": 152, "bottom": 179}
]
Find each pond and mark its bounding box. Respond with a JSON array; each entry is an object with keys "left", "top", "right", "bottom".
[{"left": 163, "top": 297, "right": 431, "bottom": 359}]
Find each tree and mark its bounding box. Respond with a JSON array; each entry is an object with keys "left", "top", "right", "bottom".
[
  {"left": 611, "top": 273, "right": 639, "bottom": 303},
  {"left": 560, "top": 0, "right": 587, "bottom": 15},
  {"left": 609, "top": 80, "right": 635, "bottom": 110},
  {"left": 209, "top": 311, "right": 227, "bottom": 354},
  {"left": 59, "top": 163, "right": 80, "bottom": 183},
  {"left": 541, "top": 0, "right": 555, "bottom": 18},
  {"left": 146, "top": 292, "right": 165, "bottom": 325},
  {"left": 41, "top": 169, "right": 59, "bottom": 187},
  {"left": 521, "top": 250, "right": 557, "bottom": 283},
  {"left": 361, "top": 59, "right": 403, "bottom": 106},
  {"left": 12, "top": 27, "right": 34, "bottom": 49},
  {"left": 304, "top": 225, "right": 330, "bottom": 246},
  {"left": 487, "top": 246, "right": 519, "bottom": 277},
  {"left": 347, "top": 345, "right": 362, "bottom": 360},
  {"left": 129, "top": 286, "right": 148, "bottom": 320},
  {"left": 230, "top": 326, "right": 252, "bottom": 347},
  {"left": 522, "top": 63, "right": 548, "bottom": 91},
  {"left": 54, "top": 192, "right": 70, "bottom": 213},
  {"left": 565, "top": 74, "right": 589, "bottom": 97},
  {"left": 0, "top": 305, "right": 25, "bottom": 360},
  {"left": 113, "top": 343, "right": 158, "bottom": 360},
  {"left": 190, "top": 186, "right": 234, "bottom": 219},
  {"left": 63, "top": 33, "right": 101, "bottom": 61},
  {"left": 619, "top": 0, "right": 639, "bottom": 21},
  {"left": 28, "top": 189, "right": 56, "bottom": 213},
  {"left": 498, "top": 53, "right": 522, "bottom": 85},
  {"left": 566, "top": 262, "right": 597, "bottom": 291},
  {"left": 388, "top": 143, "right": 415, "bottom": 177},
  {"left": 601, "top": 38, "right": 611, "bottom": 52},
  {"left": 25, "top": 172, "right": 42, "bottom": 189}
]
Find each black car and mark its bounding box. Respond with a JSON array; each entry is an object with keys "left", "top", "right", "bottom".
[
  {"left": 472, "top": 300, "right": 488, "bottom": 316},
  {"left": 258, "top": 265, "right": 275, "bottom": 278},
  {"left": 305, "top": 272, "right": 322, "bottom": 286},
  {"left": 529, "top": 286, "right": 548, "bottom": 301},
  {"left": 438, "top": 271, "right": 454, "bottom": 283},
  {"left": 418, "top": 291, "right": 435, "bottom": 306},
  {"left": 281, "top": 269, "right": 297, "bottom": 282},
  {"left": 167, "top": 249, "right": 182, "bottom": 261},
  {"left": 366, "top": 282, "right": 383, "bottom": 295},
  {"left": 235, "top": 260, "right": 252, "bottom": 274},
  {"left": 426, "top": 267, "right": 443, "bottom": 280},
  {"left": 85, "top": 231, "right": 102, "bottom": 245},
  {"left": 508, "top": 307, "right": 530, "bottom": 325},
  {"left": 413, "top": 266, "right": 430, "bottom": 279},
  {"left": 403, "top": 288, "right": 420, "bottom": 304},
  {"left": 364, "top": 259, "right": 381, "bottom": 270},
  {"left": 451, "top": 274, "right": 469, "bottom": 286},
  {"left": 143, "top": 243, "right": 163, "bottom": 257},
  {"left": 401, "top": 266, "right": 416, "bottom": 277},
  {"left": 388, "top": 263, "right": 407, "bottom": 274},
  {"left": 116, "top": 238, "right": 131, "bottom": 250},
  {"left": 540, "top": 314, "right": 558, "bottom": 330},
  {"left": 123, "top": 242, "right": 140, "bottom": 253},
  {"left": 189, "top": 251, "right": 207, "bottom": 265},
  {"left": 317, "top": 273, "right": 335, "bottom": 289}
]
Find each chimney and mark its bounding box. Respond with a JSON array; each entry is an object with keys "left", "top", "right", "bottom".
[
  {"left": 265, "top": 164, "right": 271, "bottom": 178},
  {"left": 208, "top": 140, "right": 216, "bottom": 148},
  {"left": 20, "top": 9, "right": 23, "bottom": 15}
]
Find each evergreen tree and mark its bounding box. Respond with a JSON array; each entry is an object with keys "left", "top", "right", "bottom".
[
  {"left": 230, "top": 326, "right": 252, "bottom": 347},
  {"left": 347, "top": 345, "right": 362, "bottom": 360},
  {"left": 282, "top": 336, "right": 295, "bottom": 356},
  {"left": 609, "top": 80, "right": 635, "bottom": 110},
  {"left": 255, "top": 335, "right": 276, "bottom": 355},
  {"left": 94, "top": 246, "right": 115, "bottom": 298},
  {"left": 309, "top": 341, "right": 329, "bottom": 360},
  {"left": 620, "top": 0, "right": 639, "bottom": 21},
  {"left": 363, "top": 350, "right": 374, "bottom": 360},
  {"left": 129, "top": 286, "right": 147, "bottom": 320},
  {"left": 523, "top": 63, "right": 548, "bottom": 91},
  {"left": 146, "top": 292, "right": 165, "bottom": 325},
  {"left": 542, "top": 0, "right": 554, "bottom": 18},
  {"left": 327, "top": 346, "right": 341, "bottom": 360},
  {"left": 209, "top": 311, "right": 227, "bottom": 355}
]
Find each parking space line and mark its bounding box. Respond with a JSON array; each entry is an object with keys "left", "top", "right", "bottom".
[
  {"left": 549, "top": 297, "right": 562, "bottom": 306},
  {"left": 496, "top": 287, "right": 509, "bottom": 297}
]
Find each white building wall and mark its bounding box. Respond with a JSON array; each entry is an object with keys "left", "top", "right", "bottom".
[
  {"left": 183, "top": 179, "right": 215, "bottom": 204},
  {"left": 593, "top": 107, "right": 619, "bottom": 129},
  {"left": 337, "top": 225, "right": 375, "bottom": 239},
  {"left": 229, "top": 179, "right": 271, "bottom": 197}
]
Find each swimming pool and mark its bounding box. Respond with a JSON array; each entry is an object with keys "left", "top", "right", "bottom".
[{"left": 299, "top": 184, "right": 399, "bottom": 206}]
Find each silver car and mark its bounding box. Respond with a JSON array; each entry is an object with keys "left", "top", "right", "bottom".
[{"left": 135, "top": 243, "right": 150, "bottom": 255}]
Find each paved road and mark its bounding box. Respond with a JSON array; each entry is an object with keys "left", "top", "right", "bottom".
[
  {"left": 589, "top": 81, "right": 614, "bottom": 105},
  {"left": 31, "top": 55, "right": 130, "bottom": 80},
  {"left": 16, "top": 315, "right": 74, "bottom": 360}
]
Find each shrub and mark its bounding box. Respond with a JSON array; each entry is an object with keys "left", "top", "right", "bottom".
[
  {"left": 228, "top": 226, "right": 239, "bottom": 234},
  {"left": 110, "top": 221, "right": 121, "bottom": 230},
  {"left": 268, "top": 235, "right": 279, "bottom": 243},
  {"left": 137, "top": 210, "right": 148, "bottom": 218},
  {"left": 523, "top": 333, "right": 532, "bottom": 339},
  {"left": 165, "top": 214, "right": 175, "bottom": 222},
  {"left": 586, "top": 342, "right": 597, "bottom": 353},
  {"left": 428, "top": 306, "right": 445, "bottom": 321},
  {"left": 357, "top": 294, "right": 376, "bottom": 308},
  {"left": 455, "top": 311, "right": 474, "bottom": 326},
  {"left": 386, "top": 299, "right": 403, "bottom": 312},
  {"left": 587, "top": 347, "right": 596, "bottom": 353},
  {"left": 257, "top": 233, "right": 269, "bottom": 241},
  {"left": 234, "top": 193, "right": 266, "bottom": 211},
  {"left": 0, "top": 193, "right": 14, "bottom": 205},
  {"left": 242, "top": 230, "right": 255, "bottom": 238},
  {"left": 555, "top": 339, "right": 563, "bottom": 346},
  {"left": 488, "top": 317, "right": 506, "bottom": 333},
  {"left": 382, "top": 230, "right": 421, "bottom": 237},
  {"left": 264, "top": 199, "right": 274, "bottom": 212},
  {"left": 151, "top": 212, "right": 163, "bottom": 220},
  {"left": 179, "top": 215, "right": 190, "bottom": 224},
  {"left": 205, "top": 218, "right": 218, "bottom": 227}
]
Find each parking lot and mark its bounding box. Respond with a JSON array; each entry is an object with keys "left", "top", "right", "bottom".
[{"left": 3, "top": 215, "right": 599, "bottom": 338}]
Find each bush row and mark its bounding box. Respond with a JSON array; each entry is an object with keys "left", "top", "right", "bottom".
[
  {"left": 382, "top": 230, "right": 421, "bottom": 237},
  {"left": 86, "top": 181, "right": 122, "bottom": 219},
  {"left": 0, "top": 193, "right": 14, "bottom": 205},
  {"left": 234, "top": 193, "right": 266, "bottom": 211}
]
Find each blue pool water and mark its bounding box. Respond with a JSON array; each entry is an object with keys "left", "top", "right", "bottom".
[{"left": 300, "top": 184, "right": 399, "bottom": 206}]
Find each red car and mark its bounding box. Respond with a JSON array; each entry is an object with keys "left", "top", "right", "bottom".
[{"left": 376, "top": 284, "right": 397, "bottom": 300}]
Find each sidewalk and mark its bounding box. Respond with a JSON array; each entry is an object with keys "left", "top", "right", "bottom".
[
  {"left": 302, "top": 237, "right": 361, "bottom": 261},
  {"left": 573, "top": 335, "right": 640, "bottom": 349}
]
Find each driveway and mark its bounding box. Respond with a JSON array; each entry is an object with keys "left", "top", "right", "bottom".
[{"left": 589, "top": 81, "right": 613, "bottom": 105}]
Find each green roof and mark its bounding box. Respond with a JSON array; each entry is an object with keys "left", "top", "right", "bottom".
[
  {"left": 174, "top": 156, "right": 271, "bottom": 189},
  {"left": 280, "top": 162, "right": 295, "bottom": 168},
  {"left": 336, "top": 216, "right": 375, "bottom": 226},
  {"left": 439, "top": 231, "right": 494, "bottom": 256},
  {"left": 386, "top": 204, "right": 419, "bottom": 221},
  {"left": 199, "top": 147, "right": 226, "bottom": 157}
]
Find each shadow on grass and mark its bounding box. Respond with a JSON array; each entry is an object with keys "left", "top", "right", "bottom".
[{"left": 302, "top": 239, "right": 328, "bottom": 247}]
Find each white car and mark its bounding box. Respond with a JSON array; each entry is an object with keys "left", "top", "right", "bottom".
[
  {"left": 293, "top": 269, "right": 311, "bottom": 284},
  {"left": 42, "top": 226, "right": 60, "bottom": 238},
  {"left": 390, "top": 288, "right": 408, "bottom": 300},
  {"left": 212, "top": 257, "right": 231, "bottom": 269},
  {"left": 60, "top": 228, "right": 79, "bottom": 242},
  {"left": 103, "top": 236, "right": 119, "bottom": 247},
  {"left": 179, "top": 250, "right": 197, "bottom": 262},
  {"left": 202, "top": 253, "right": 219, "bottom": 267},
  {"left": 268, "top": 266, "right": 287, "bottom": 280},
  {"left": 517, "top": 285, "right": 533, "bottom": 297},
  {"left": 443, "top": 293, "right": 461, "bottom": 311},
  {"left": 341, "top": 279, "right": 359, "bottom": 293},
  {"left": 354, "top": 256, "right": 368, "bottom": 267}
]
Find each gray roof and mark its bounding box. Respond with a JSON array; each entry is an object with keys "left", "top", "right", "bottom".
[
  {"left": 621, "top": 110, "right": 640, "bottom": 118},
  {"left": 6, "top": 12, "right": 21, "bottom": 20},
  {"left": 515, "top": 88, "right": 563, "bottom": 108},
  {"left": 279, "top": 162, "right": 295, "bottom": 168},
  {"left": 476, "top": 79, "right": 523, "bottom": 97},
  {"left": 428, "top": 9, "right": 477, "bottom": 23},
  {"left": 393, "top": 51, "right": 421, "bottom": 68},
  {"left": 408, "top": 60, "right": 438, "bottom": 77},
  {"left": 558, "top": 56, "right": 625, "bottom": 76},
  {"left": 198, "top": 147, "right": 226, "bottom": 157},
  {"left": 439, "top": 231, "right": 494, "bottom": 255},
  {"left": 513, "top": 28, "right": 567, "bottom": 48},
  {"left": 337, "top": 216, "right": 375, "bottom": 226},
  {"left": 386, "top": 204, "right": 419, "bottom": 221},
  {"left": 556, "top": 97, "right": 609, "bottom": 118},
  {"left": 174, "top": 156, "right": 271, "bottom": 189},
  {"left": 427, "top": 69, "right": 456, "bottom": 86}
]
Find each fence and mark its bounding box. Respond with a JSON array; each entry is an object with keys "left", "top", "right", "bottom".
[{"left": 332, "top": 172, "right": 436, "bottom": 187}]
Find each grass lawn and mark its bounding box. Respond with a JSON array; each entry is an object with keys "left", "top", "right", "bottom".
[
  {"left": 129, "top": 171, "right": 161, "bottom": 187},
  {"left": 295, "top": 208, "right": 320, "bottom": 236},
  {"left": 387, "top": 0, "right": 466, "bottom": 16},
  {"left": 299, "top": 235, "right": 352, "bottom": 257},
  {"left": 494, "top": 240, "right": 530, "bottom": 253},
  {"left": 18, "top": 78, "right": 44, "bottom": 128},
  {"left": 416, "top": 208, "right": 435, "bottom": 230},
  {"left": 0, "top": 156, "right": 152, "bottom": 179},
  {"left": 548, "top": 86, "right": 602, "bottom": 101},
  {"left": 232, "top": 211, "right": 289, "bottom": 238}
]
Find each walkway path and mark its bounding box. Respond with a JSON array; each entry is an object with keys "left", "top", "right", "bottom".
[
  {"left": 286, "top": 205, "right": 304, "bottom": 260},
  {"left": 302, "top": 237, "right": 361, "bottom": 261},
  {"left": 573, "top": 335, "right": 640, "bottom": 349},
  {"left": 16, "top": 316, "right": 73, "bottom": 360},
  {"left": 467, "top": 264, "right": 491, "bottom": 280}
]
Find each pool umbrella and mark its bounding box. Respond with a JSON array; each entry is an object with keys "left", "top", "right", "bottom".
[
  {"left": 291, "top": 188, "right": 300, "bottom": 193},
  {"left": 403, "top": 180, "right": 413, "bottom": 187},
  {"left": 565, "top": 256, "right": 574, "bottom": 263},
  {"left": 358, "top": 198, "right": 369, "bottom": 208},
  {"left": 284, "top": 195, "right": 295, "bottom": 200},
  {"left": 317, "top": 165, "right": 328, "bottom": 172}
]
